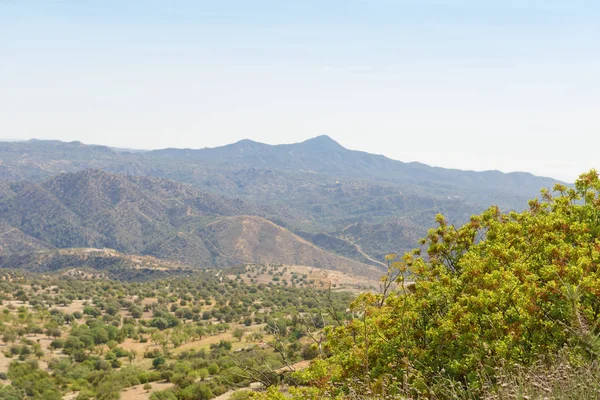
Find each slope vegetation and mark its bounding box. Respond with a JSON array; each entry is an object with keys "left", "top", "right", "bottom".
[{"left": 0, "top": 170, "right": 378, "bottom": 276}]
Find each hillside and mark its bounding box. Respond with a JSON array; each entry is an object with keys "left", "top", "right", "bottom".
[
  {"left": 0, "top": 170, "right": 379, "bottom": 277},
  {"left": 0, "top": 221, "right": 50, "bottom": 254},
  {"left": 0, "top": 247, "right": 191, "bottom": 280},
  {"left": 202, "top": 215, "right": 379, "bottom": 276},
  {"left": 0, "top": 170, "right": 249, "bottom": 256}
]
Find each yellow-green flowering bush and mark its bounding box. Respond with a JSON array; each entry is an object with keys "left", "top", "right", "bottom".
[{"left": 264, "top": 170, "right": 600, "bottom": 398}]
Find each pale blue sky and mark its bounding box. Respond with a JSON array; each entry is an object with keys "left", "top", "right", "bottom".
[{"left": 1, "top": 1, "right": 599, "bottom": 181}]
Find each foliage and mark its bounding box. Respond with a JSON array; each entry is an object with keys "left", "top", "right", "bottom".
[{"left": 276, "top": 171, "right": 600, "bottom": 398}]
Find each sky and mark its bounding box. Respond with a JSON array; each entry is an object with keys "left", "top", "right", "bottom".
[{"left": 1, "top": 1, "right": 599, "bottom": 182}]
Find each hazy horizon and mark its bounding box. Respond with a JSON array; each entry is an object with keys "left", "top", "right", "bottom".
[
  {"left": 2, "top": 1, "right": 599, "bottom": 182},
  {"left": 0, "top": 134, "right": 576, "bottom": 182}
]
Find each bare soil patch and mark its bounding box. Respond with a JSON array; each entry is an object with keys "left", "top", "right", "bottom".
[
  {"left": 0, "top": 352, "right": 12, "bottom": 374},
  {"left": 54, "top": 299, "right": 88, "bottom": 314},
  {"left": 120, "top": 381, "right": 174, "bottom": 400}
]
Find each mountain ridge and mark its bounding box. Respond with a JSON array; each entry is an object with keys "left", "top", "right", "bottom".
[
  {"left": 0, "top": 136, "right": 561, "bottom": 183},
  {"left": 149, "top": 135, "right": 559, "bottom": 183},
  {"left": 0, "top": 137, "right": 563, "bottom": 265}
]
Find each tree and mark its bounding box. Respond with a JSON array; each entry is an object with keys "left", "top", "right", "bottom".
[
  {"left": 2, "top": 332, "right": 17, "bottom": 344},
  {"left": 207, "top": 363, "right": 219, "bottom": 375},
  {"left": 152, "top": 356, "right": 166, "bottom": 369},
  {"left": 130, "top": 307, "right": 143, "bottom": 319},
  {"left": 35, "top": 349, "right": 44, "bottom": 360},
  {"left": 151, "top": 391, "right": 177, "bottom": 400},
  {"left": 198, "top": 368, "right": 208, "bottom": 381},
  {"left": 104, "top": 301, "right": 120, "bottom": 316},
  {"left": 91, "top": 327, "right": 109, "bottom": 344},
  {"left": 194, "top": 326, "right": 205, "bottom": 341},
  {"left": 233, "top": 328, "right": 245, "bottom": 342}
]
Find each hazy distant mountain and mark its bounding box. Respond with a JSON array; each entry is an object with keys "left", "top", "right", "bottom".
[
  {"left": 0, "top": 136, "right": 559, "bottom": 195},
  {"left": 0, "top": 137, "right": 562, "bottom": 263},
  {"left": 148, "top": 135, "right": 559, "bottom": 196}
]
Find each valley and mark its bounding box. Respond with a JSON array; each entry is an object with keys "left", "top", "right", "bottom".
[{"left": 0, "top": 268, "right": 357, "bottom": 399}]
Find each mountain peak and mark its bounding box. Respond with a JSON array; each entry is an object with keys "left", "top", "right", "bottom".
[
  {"left": 299, "top": 135, "right": 344, "bottom": 150},
  {"left": 229, "top": 139, "right": 265, "bottom": 149}
]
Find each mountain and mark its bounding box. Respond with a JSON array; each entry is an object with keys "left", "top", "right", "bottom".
[
  {"left": 0, "top": 137, "right": 562, "bottom": 263},
  {"left": 0, "top": 170, "right": 380, "bottom": 277},
  {"left": 0, "top": 136, "right": 559, "bottom": 198},
  {"left": 0, "top": 139, "right": 147, "bottom": 181},
  {"left": 148, "top": 135, "right": 558, "bottom": 199}
]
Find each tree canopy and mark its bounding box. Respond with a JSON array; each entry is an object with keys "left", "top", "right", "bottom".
[{"left": 265, "top": 170, "right": 600, "bottom": 398}]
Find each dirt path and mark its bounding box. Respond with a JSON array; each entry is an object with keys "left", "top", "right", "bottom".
[
  {"left": 333, "top": 225, "right": 388, "bottom": 269},
  {"left": 0, "top": 228, "right": 17, "bottom": 236},
  {"left": 352, "top": 242, "right": 387, "bottom": 269}
]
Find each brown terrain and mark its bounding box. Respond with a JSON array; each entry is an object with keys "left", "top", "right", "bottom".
[{"left": 206, "top": 216, "right": 382, "bottom": 278}]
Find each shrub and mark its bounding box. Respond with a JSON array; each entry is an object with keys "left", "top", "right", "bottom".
[{"left": 152, "top": 356, "right": 166, "bottom": 369}]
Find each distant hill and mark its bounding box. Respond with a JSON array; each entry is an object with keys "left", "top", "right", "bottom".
[
  {"left": 0, "top": 137, "right": 562, "bottom": 263},
  {"left": 0, "top": 221, "right": 50, "bottom": 254},
  {"left": 201, "top": 215, "right": 374, "bottom": 276},
  {"left": 0, "top": 170, "right": 380, "bottom": 277},
  {"left": 0, "top": 139, "right": 146, "bottom": 181},
  {"left": 0, "top": 247, "right": 192, "bottom": 281}
]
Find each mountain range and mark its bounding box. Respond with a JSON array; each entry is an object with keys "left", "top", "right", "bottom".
[{"left": 0, "top": 136, "right": 561, "bottom": 276}]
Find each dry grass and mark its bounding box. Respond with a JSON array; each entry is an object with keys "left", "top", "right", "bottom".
[
  {"left": 172, "top": 323, "right": 269, "bottom": 355},
  {"left": 141, "top": 297, "right": 158, "bottom": 306},
  {"left": 275, "top": 360, "right": 310, "bottom": 373},
  {"left": 0, "top": 352, "right": 12, "bottom": 375},
  {"left": 484, "top": 356, "right": 600, "bottom": 400},
  {"left": 53, "top": 299, "right": 88, "bottom": 314},
  {"left": 119, "top": 323, "right": 269, "bottom": 363},
  {"left": 2, "top": 300, "right": 32, "bottom": 309},
  {"left": 232, "top": 264, "right": 379, "bottom": 292},
  {"left": 119, "top": 338, "right": 159, "bottom": 354}
]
